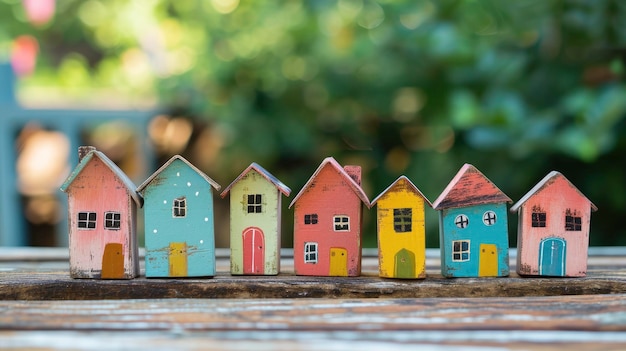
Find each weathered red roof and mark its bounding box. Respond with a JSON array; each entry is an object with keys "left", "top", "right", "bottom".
[
  {"left": 432, "top": 164, "right": 511, "bottom": 210},
  {"left": 288, "top": 157, "right": 369, "bottom": 208}
]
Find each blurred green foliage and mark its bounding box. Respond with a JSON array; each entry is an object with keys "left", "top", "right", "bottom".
[{"left": 2, "top": 0, "right": 626, "bottom": 247}]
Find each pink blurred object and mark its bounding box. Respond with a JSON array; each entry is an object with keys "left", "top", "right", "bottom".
[
  {"left": 23, "top": 0, "right": 56, "bottom": 26},
  {"left": 11, "top": 35, "right": 39, "bottom": 76}
]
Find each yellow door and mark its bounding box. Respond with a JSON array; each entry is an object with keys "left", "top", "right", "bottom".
[
  {"left": 169, "top": 242, "right": 188, "bottom": 277},
  {"left": 329, "top": 248, "right": 348, "bottom": 276},
  {"left": 479, "top": 243, "right": 498, "bottom": 277}
]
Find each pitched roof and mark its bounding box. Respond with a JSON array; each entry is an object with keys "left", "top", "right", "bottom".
[
  {"left": 136, "top": 155, "right": 221, "bottom": 193},
  {"left": 60, "top": 149, "right": 142, "bottom": 206},
  {"left": 288, "top": 157, "right": 370, "bottom": 208},
  {"left": 432, "top": 164, "right": 511, "bottom": 210},
  {"left": 220, "top": 162, "right": 291, "bottom": 198},
  {"left": 370, "top": 176, "right": 432, "bottom": 208},
  {"left": 510, "top": 171, "right": 598, "bottom": 213}
]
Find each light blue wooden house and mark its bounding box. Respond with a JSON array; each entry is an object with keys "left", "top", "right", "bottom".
[
  {"left": 432, "top": 164, "right": 512, "bottom": 278},
  {"left": 137, "top": 155, "right": 221, "bottom": 278}
]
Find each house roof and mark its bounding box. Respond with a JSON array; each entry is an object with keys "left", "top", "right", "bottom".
[
  {"left": 432, "top": 164, "right": 511, "bottom": 210},
  {"left": 220, "top": 162, "right": 291, "bottom": 198},
  {"left": 288, "top": 157, "right": 370, "bottom": 208},
  {"left": 60, "top": 149, "right": 143, "bottom": 206},
  {"left": 370, "top": 176, "right": 432, "bottom": 208},
  {"left": 136, "top": 155, "right": 221, "bottom": 193},
  {"left": 510, "top": 171, "right": 598, "bottom": 213}
]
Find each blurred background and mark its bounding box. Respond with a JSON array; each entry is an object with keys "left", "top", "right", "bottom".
[{"left": 1, "top": 0, "right": 624, "bottom": 248}]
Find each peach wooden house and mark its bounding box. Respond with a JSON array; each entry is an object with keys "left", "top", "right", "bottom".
[
  {"left": 289, "top": 157, "right": 369, "bottom": 277},
  {"left": 511, "top": 171, "right": 597, "bottom": 277},
  {"left": 60, "top": 146, "right": 141, "bottom": 279}
]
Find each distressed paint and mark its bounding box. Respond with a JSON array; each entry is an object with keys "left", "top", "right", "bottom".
[
  {"left": 169, "top": 242, "right": 188, "bottom": 277},
  {"left": 221, "top": 165, "right": 291, "bottom": 276},
  {"left": 61, "top": 149, "right": 141, "bottom": 279},
  {"left": 439, "top": 203, "right": 510, "bottom": 277},
  {"left": 433, "top": 164, "right": 511, "bottom": 278},
  {"left": 137, "top": 156, "right": 220, "bottom": 278},
  {"left": 290, "top": 157, "right": 370, "bottom": 277},
  {"left": 370, "top": 176, "right": 431, "bottom": 279},
  {"left": 511, "top": 171, "right": 597, "bottom": 277},
  {"left": 242, "top": 227, "right": 265, "bottom": 274}
]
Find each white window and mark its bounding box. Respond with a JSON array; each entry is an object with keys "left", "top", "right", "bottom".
[
  {"left": 333, "top": 216, "right": 350, "bottom": 231},
  {"left": 483, "top": 211, "right": 497, "bottom": 226},
  {"left": 455, "top": 214, "right": 469, "bottom": 229},
  {"left": 77, "top": 212, "right": 97, "bottom": 230},
  {"left": 452, "top": 240, "right": 470, "bottom": 262},
  {"left": 104, "top": 212, "right": 121, "bottom": 230},
  {"left": 304, "top": 242, "right": 318, "bottom": 263},
  {"left": 173, "top": 197, "right": 186, "bottom": 217}
]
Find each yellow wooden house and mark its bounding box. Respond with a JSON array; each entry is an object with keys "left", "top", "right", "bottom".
[{"left": 370, "top": 176, "right": 432, "bottom": 279}]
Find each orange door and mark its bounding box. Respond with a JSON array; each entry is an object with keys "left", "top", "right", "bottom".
[
  {"left": 101, "top": 243, "right": 125, "bottom": 279},
  {"left": 243, "top": 227, "right": 264, "bottom": 274}
]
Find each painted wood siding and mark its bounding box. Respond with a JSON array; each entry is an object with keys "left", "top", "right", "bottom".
[
  {"left": 67, "top": 158, "right": 137, "bottom": 279},
  {"left": 142, "top": 159, "right": 216, "bottom": 277},
  {"left": 376, "top": 183, "right": 426, "bottom": 279},
  {"left": 439, "top": 203, "right": 509, "bottom": 278},
  {"left": 293, "top": 166, "right": 362, "bottom": 277},
  {"left": 516, "top": 176, "right": 592, "bottom": 277},
  {"left": 229, "top": 169, "right": 281, "bottom": 275}
]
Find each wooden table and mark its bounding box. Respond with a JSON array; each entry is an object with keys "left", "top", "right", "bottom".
[{"left": 2, "top": 247, "right": 626, "bottom": 350}]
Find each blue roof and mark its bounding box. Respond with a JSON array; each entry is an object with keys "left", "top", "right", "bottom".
[{"left": 137, "top": 155, "right": 221, "bottom": 193}]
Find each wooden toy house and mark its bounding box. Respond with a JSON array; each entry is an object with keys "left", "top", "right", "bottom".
[
  {"left": 289, "top": 157, "right": 370, "bottom": 277},
  {"left": 510, "top": 171, "right": 597, "bottom": 277},
  {"left": 137, "top": 155, "right": 221, "bottom": 278},
  {"left": 432, "top": 164, "right": 512, "bottom": 278},
  {"left": 370, "top": 176, "right": 432, "bottom": 279},
  {"left": 220, "top": 163, "right": 291, "bottom": 275},
  {"left": 60, "top": 146, "right": 141, "bottom": 279}
]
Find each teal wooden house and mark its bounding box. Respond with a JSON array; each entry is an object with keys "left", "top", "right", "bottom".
[
  {"left": 220, "top": 163, "right": 291, "bottom": 275},
  {"left": 137, "top": 155, "right": 221, "bottom": 278},
  {"left": 432, "top": 164, "right": 512, "bottom": 278}
]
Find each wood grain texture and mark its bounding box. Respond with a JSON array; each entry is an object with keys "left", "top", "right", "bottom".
[
  {"left": 2, "top": 248, "right": 626, "bottom": 300},
  {"left": 3, "top": 295, "right": 626, "bottom": 350}
]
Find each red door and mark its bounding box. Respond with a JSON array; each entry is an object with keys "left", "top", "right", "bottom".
[{"left": 243, "top": 227, "right": 264, "bottom": 274}]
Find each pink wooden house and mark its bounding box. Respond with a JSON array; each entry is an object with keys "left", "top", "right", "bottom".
[
  {"left": 510, "top": 171, "right": 598, "bottom": 277},
  {"left": 289, "top": 157, "right": 370, "bottom": 277},
  {"left": 60, "top": 146, "right": 141, "bottom": 279}
]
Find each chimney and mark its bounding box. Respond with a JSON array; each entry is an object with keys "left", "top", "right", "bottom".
[
  {"left": 78, "top": 146, "right": 96, "bottom": 161},
  {"left": 343, "top": 165, "right": 361, "bottom": 186}
]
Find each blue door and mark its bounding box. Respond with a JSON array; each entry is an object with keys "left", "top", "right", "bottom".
[{"left": 539, "top": 238, "right": 566, "bottom": 276}]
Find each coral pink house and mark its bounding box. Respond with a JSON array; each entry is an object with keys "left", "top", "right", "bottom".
[
  {"left": 289, "top": 157, "right": 369, "bottom": 277},
  {"left": 60, "top": 146, "right": 141, "bottom": 279},
  {"left": 511, "top": 171, "right": 597, "bottom": 277}
]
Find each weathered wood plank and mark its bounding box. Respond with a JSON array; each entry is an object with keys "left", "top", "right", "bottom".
[
  {"left": 2, "top": 248, "right": 626, "bottom": 300},
  {"left": 2, "top": 295, "right": 626, "bottom": 350}
]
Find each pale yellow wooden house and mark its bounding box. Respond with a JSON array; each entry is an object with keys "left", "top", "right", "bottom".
[{"left": 370, "top": 176, "right": 432, "bottom": 279}]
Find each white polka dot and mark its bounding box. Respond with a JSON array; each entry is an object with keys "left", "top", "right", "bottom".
[
  {"left": 200, "top": 240, "right": 204, "bottom": 244},
  {"left": 163, "top": 200, "right": 167, "bottom": 204},
  {"left": 176, "top": 172, "right": 180, "bottom": 177},
  {"left": 195, "top": 191, "right": 199, "bottom": 196},
  {"left": 187, "top": 182, "right": 191, "bottom": 187},
  {"left": 153, "top": 229, "right": 158, "bottom": 234},
  {"left": 204, "top": 217, "right": 208, "bottom": 222}
]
